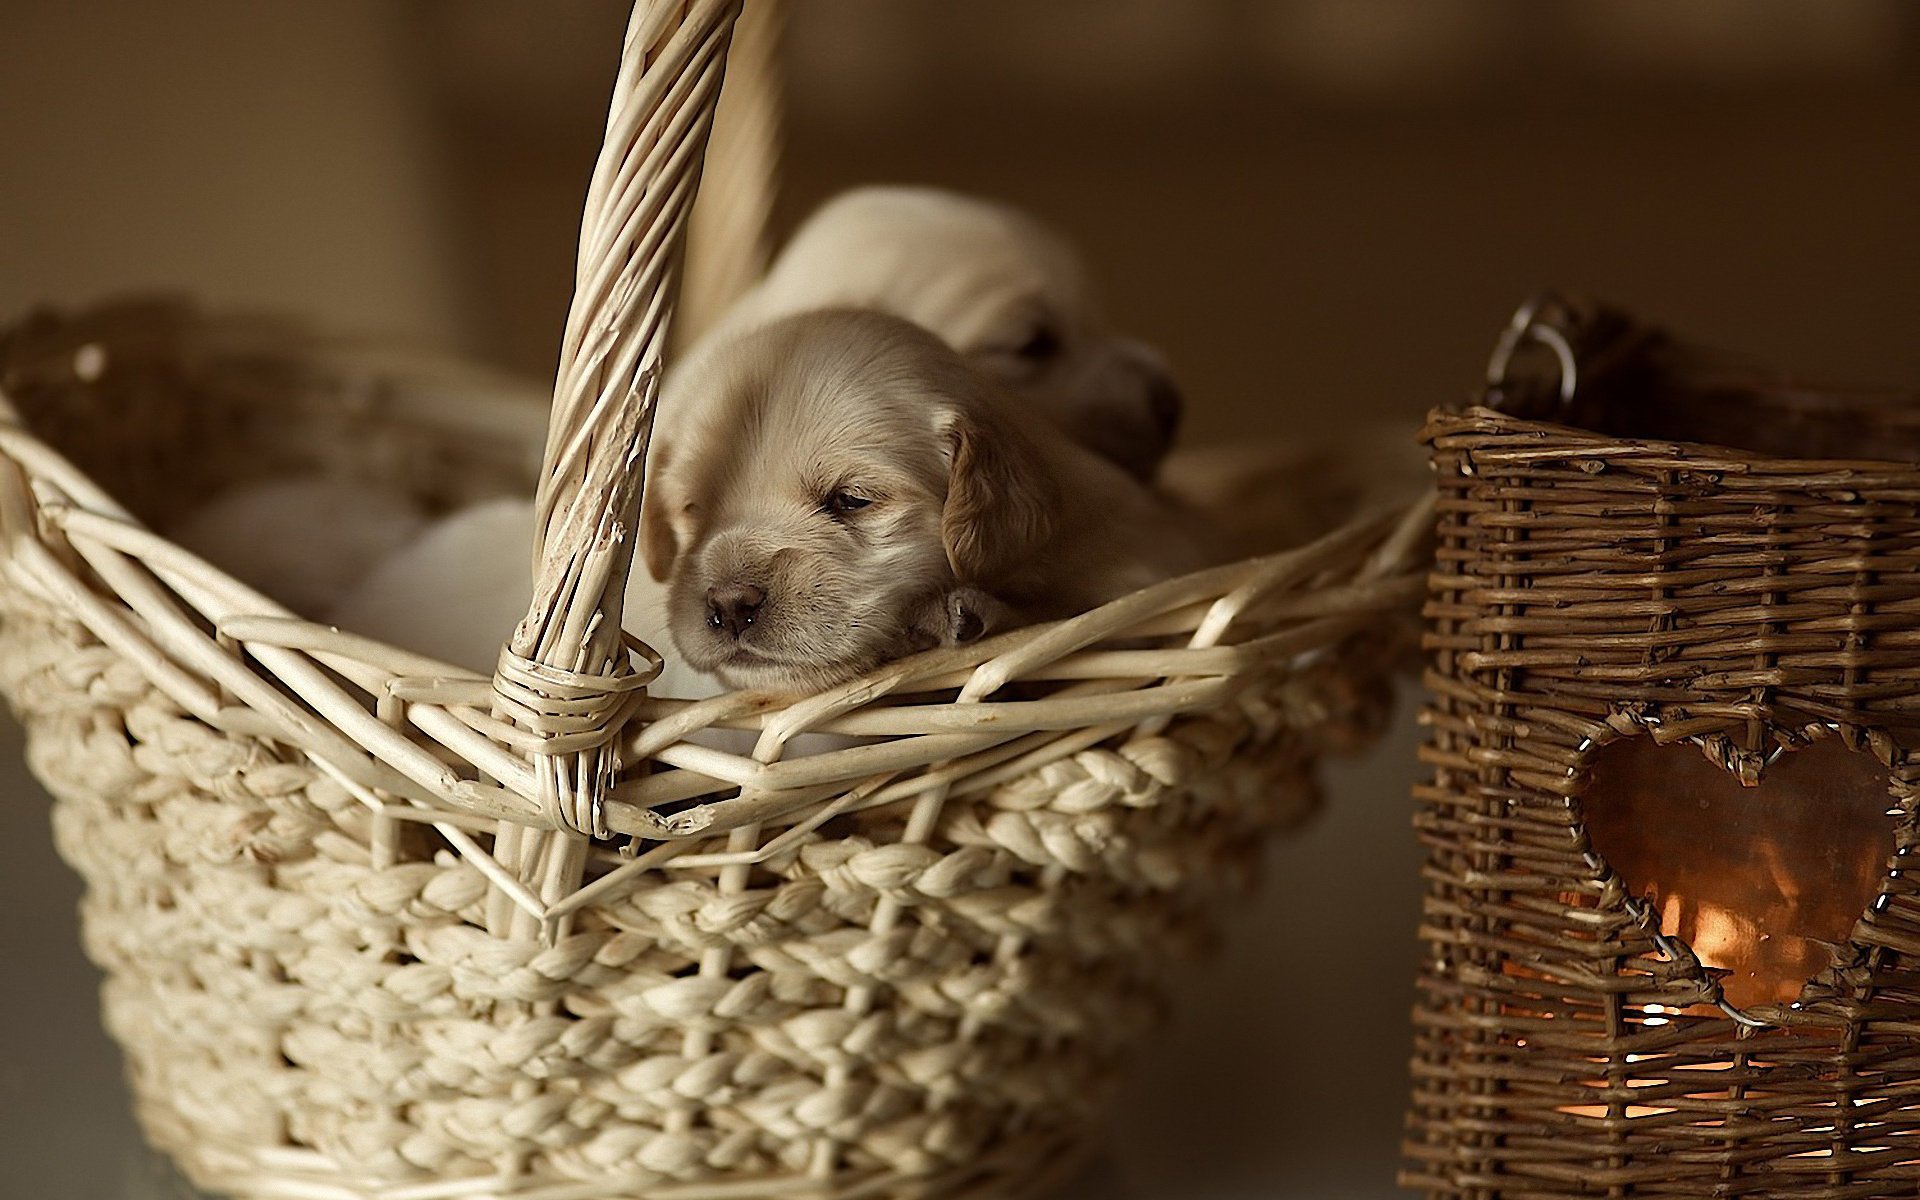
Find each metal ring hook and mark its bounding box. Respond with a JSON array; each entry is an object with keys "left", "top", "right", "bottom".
[{"left": 1486, "top": 294, "right": 1579, "bottom": 407}]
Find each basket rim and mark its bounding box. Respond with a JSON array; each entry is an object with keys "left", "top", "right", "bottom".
[
  {"left": 1425, "top": 402, "right": 1920, "bottom": 478},
  {"left": 0, "top": 313, "right": 1432, "bottom": 848}
]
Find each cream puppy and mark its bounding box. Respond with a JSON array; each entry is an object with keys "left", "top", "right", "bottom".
[
  {"left": 726, "top": 186, "right": 1182, "bottom": 480},
  {"left": 170, "top": 475, "right": 427, "bottom": 614},
  {"left": 641, "top": 309, "right": 1211, "bottom": 695}
]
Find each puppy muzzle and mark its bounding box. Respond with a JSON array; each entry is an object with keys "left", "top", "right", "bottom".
[
  {"left": 705, "top": 582, "right": 766, "bottom": 640},
  {"left": 1077, "top": 340, "right": 1183, "bottom": 480}
]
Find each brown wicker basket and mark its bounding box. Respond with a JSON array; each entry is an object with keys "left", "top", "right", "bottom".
[
  {"left": 1403, "top": 293, "right": 1920, "bottom": 1198},
  {"left": 0, "top": 4, "right": 1428, "bottom": 1199}
]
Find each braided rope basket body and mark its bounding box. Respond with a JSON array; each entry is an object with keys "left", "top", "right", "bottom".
[
  {"left": 1, "top": 5, "right": 1427, "bottom": 1198},
  {"left": 1403, "top": 298, "right": 1920, "bottom": 1198}
]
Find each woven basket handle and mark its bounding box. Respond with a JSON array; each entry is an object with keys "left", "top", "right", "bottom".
[
  {"left": 676, "top": 1, "right": 782, "bottom": 348},
  {"left": 491, "top": 0, "right": 744, "bottom": 839},
  {"left": 1483, "top": 291, "right": 1920, "bottom": 462}
]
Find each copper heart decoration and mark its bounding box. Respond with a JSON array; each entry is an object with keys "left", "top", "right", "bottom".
[{"left": 1579, "top": 734, "right": 1900, "bottom": 1011}]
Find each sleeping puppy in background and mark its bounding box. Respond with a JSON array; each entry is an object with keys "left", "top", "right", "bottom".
[
  {"left": 725, "top": 185, "right": 1183, "bottom": 481},
  {"left": 642, "top": 308, "right": 1212, "bottom": 694},
  {"left": 171, "top": 475, "right": 427, "bottom": 614}
]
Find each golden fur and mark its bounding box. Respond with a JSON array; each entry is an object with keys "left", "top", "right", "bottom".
[
  {"left": 641, "top": 310, "right": 1210, "bottom": 694},
  {"left": 726, "top": 186, "right": 1183, "bottom": 480}
]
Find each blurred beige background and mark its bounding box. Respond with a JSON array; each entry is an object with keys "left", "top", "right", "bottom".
[{"left": 1, "top": 2, "right": 1916, "bottom": 1197}]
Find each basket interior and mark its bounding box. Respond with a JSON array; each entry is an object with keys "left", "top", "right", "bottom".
[{"left": 0, "top": 297, "right": 545, "bottom": 532}]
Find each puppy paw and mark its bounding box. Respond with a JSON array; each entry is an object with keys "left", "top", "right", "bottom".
[{"left": 910, "top": 586, "right": 1011, "bottom": 648}]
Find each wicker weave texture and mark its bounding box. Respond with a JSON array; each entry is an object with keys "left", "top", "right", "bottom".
[
  {"left": 1404, "top": 403, "right": 1920, "bottom": 1198},
  {"left": 7, "top": 576, "right": 1311, "bottom": 1198}
]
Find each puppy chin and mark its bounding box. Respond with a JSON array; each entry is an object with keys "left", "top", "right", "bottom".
[
  {"left": 711, "top": 649, "right": 881, "bottom": 696},
  {"left": 674, "top": 627, "right": 889, "bottom": 697}
]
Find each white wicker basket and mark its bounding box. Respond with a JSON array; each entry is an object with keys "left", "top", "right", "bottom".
[{"left": 0, "top": 4, "right": 1429, "bottom": 1197}]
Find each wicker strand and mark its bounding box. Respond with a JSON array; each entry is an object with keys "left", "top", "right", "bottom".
[{"left": 675, "top": 0, "right": 782, "bottom": 351}]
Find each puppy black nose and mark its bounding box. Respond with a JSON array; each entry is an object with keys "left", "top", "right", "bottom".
[
  {"left": 706, "top": 583, "right": 766, "bottom": 639},
  {"left": 1147, "top": 376, "right": 1184, "bottom": 438}
]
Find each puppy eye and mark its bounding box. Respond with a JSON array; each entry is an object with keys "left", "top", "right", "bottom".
[
  {"left": 823, "top": 490, "right": 873, "bottom": 519},
  {"left": 1014, "top": 324, "right": 1062, "bottom": 363}
]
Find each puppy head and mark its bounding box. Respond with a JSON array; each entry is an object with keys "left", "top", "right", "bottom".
[
  {"left": 744, "top": 186, "right": 1183, "bottom": 480},
  {"left": 641, "top": 310, "right": 1054, "bottom": 694}
]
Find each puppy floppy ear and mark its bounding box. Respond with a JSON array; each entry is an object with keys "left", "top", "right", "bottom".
[
  {"left": 937, "top": 403, "right": 1058, "bottom": 586},
  {"left": 637, "top": 440, "right": 681, "bottom": 582}
]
